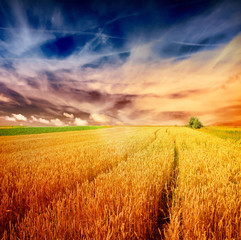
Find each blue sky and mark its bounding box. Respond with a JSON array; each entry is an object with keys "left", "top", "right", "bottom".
[{"left": 0, "top": 0, "right": 241, "bottom": 126}]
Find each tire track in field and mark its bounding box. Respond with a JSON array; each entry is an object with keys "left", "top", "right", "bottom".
[{"left": 155, "top": 131, "right": 180, "bottom": 239}]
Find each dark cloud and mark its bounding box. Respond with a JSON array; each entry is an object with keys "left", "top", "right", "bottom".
[
  {"left": 213, "top": 120, "right": 241, "bottom": 126},
  {"left": 0, "top": 60, "right": 16, "bottom": 71},
  {"left": 0, "top": 82, "right": 26, "bottom": 103},
  {"left": 24, "top": 77, "right": 39, "bottom": 88},
  {"left": 0, "top": 75, "right": 138, "bottom": 123},
  {"left": 199, "top": 32, "right": 227, "bottom": 45},
  {"left": 0, "top": 93, "right": 90, "bottom": 122},
  {"left": 212, "top": 104, "right": 241, "bottom": 126},
  {"left": 127, "top": 109, "right": 154, "bottom": 121},
  {"left": 155, "top": 111, "right": 190, "bottom": 121},
  {"left": 56, "top": 68, "right": 72, "bottom": 74},
  {"left": 61, "top": 106, "right": 90, "bottom": 119},
  {"left": 65, "top": 88, "right": 105, "bottom": 103},
  {"left": 118, "top": 52, "right": 130, "bottom": 61},
  {"left": 214, "top": 104, "right": 241, "bottom": 116},
  {"left": 82, "top": 52, "right": 130, "bottom": 69},
  {"left": 39, "top": 71, "right": 137, "bottom": 106},
  {"left": 167, "top": 89, "right": 207, "bottom": 99},
  {"left": 42, "top": 71, "right": 64, "bottom": 91},
  {"left": 82, "top": 56, "right": 114, "bottom": 69},
  {"left": 105, "top": 95, "right": 135, "bottom": 117},
  {"left": 114, "top": 99, "right": 132, "bottom": 109},
  {"left": 160, "top": 43, "right": 204, "bottom": 59},
  {"left": 88, "top": 91, "right": 102, "bottom": 101},
  {"left": 0, "top": 96, "right": 54, "bottom": 118}
]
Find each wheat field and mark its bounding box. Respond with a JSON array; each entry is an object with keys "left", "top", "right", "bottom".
[{"left": 0, "top": 127, "right": 240, "bottom": 239}]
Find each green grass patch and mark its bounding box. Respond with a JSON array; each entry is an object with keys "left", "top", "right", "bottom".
[
  {"left": 200, "top": 126, "right": 241, "bottom": 141},
  {"left": 0, "top": 126, "right": 104, "bottom": 136}
]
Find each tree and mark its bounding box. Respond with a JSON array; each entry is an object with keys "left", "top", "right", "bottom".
[{"left": 187, "top": 117, "right": 203, "bottom": 129}]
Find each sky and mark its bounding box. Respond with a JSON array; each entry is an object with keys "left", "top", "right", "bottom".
[{"left": 0, "top": 0, "right": 241, "bottom": 126}]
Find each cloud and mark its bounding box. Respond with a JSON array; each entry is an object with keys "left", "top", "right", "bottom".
[
  {"left": 31, "top": 116, "right": 50, "bottom": 124},
  {"left": 90, "top": 113, "right": 111, "bottom": 124},
  {"left": 50, "top": 118, "right": 65, "bottom": 126},
  {"left": 172, "top": 41, "right": 224, "bottom": 47},
  {"left": 12, "top": 113, "right": 27, "bottom": 121},
  {"left": 74, "top": 117, "right": 88, "bottom": 126},
  {"left": 0, "top": 10, "right": 54, "bottom": 58},
  {"left": 0, "top": 82, "right": 27, "bottom": 104},
  {"left": 89, "top": 113, "right": 124, "bottom": 125},
  {"left": 39, "top": 118, "right": 50, "bottom": 124},
  {"left": 155, "top": 111, "right": 190, "bottom": 122},
  {"left": 0, "top": 94, "right": 11, "bottom": 102},
  {"left": 166, "top": 89, "right": 207, "bottom": 99},
  {"left": 2, "top": 113, "right": 27, "bottom": 123},
  {"left": 63, "top": 112, "right": 74, "bottom": 118},
  {"left": 4, "top": 116, "right": 16, "bottom": 122},
  {"left": 212, "top": 104, "right": 241, "bottom": 124},
  {"left": 31, "top": 116, "right": 38, "bottom": 122}
]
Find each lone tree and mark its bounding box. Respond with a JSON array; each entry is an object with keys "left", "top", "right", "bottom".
[{"left": 187, "top": 117, "right": 203, "bottom": 129}]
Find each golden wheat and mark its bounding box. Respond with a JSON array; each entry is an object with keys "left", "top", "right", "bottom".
[
  {"left": 164, "top": 127, "right": 241, "bottom": 240},
  {"left": 0, "top": 126, "right": 240, "bottom": 239},
  {"left": 13, "top": 128, "right": 173, "bottom": 239},
  {"left": 1, "top": 127, "right": 170, "bottom": 239}
]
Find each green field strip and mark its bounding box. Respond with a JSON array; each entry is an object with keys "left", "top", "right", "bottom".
[{"left": 0, "top": 126, "right": 104, "bottom": 136}]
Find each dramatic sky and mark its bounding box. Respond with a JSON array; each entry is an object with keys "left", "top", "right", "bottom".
[{"left": 0, "top": 0, "right": 241, "bottom": 126}]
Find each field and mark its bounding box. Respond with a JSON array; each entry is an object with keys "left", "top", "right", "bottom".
[
  {"left": 0, "top": 126, "right": 240, "bottom": 239},
  {"left": 0, "top": 126, "right": 104, "bottom": 136},
  {"left": 200, "top": 126, "right": 241, "bottom": 142}
]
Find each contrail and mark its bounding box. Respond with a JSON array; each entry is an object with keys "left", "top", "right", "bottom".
[
  {"left": 172, "top": 41, "right": 224, "bottom": 47},
  {"left": 104, "top": 12, "right": 141, "bottom": 26},
  {"left": 0, "top": 27, "right": 127, "bottom": 40},
  {"left": 0, "top": 50, "right": 131, "bottom": 62},
  {"left": 94, "top": 11, "right": 141, "bottom": 40}
]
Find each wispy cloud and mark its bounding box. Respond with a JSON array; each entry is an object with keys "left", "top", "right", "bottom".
[
  {"left": 172, "top": 41, "right": 224, "bottom": 47},
  {"left": 104, "top": 12, "right": 141, "bottom": 26},
  {"left": 0, "top": 27, "right": 127, "bottom": 39}
]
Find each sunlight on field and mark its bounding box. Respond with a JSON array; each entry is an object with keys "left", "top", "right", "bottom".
[
  {"left": 0, "top": 126, "right": 22, "bottom": 129},
  {"left": 0, "top": 127, "right": 240, "bottom": 239},
  {"left": 200, "top": 126, "right": 241, "bottom": 142}
]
